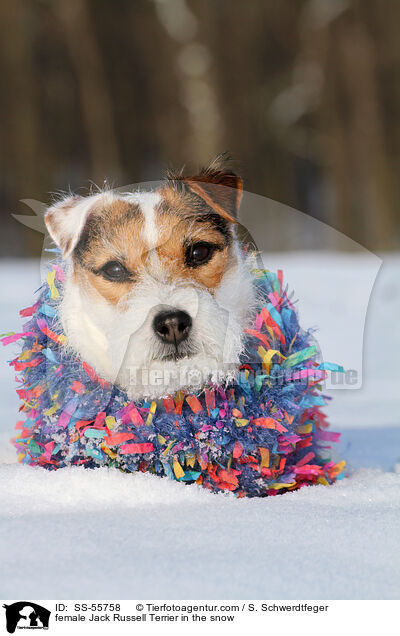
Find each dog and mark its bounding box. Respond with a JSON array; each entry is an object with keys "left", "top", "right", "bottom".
[{"left": 44, "top": 157, "right": 256, "bottom": 400}]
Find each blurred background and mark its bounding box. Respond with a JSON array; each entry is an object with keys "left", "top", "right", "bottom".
[{"left": 0, "top": 0, "right": 399, "bottom": 255}]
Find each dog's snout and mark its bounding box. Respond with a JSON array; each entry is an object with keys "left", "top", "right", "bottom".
[{"left": 153, "top": 310, "right": 192, "bottom": 345}]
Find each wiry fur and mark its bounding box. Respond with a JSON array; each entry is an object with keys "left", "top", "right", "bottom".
[{"left": 45, "top": 161, "right": 256, "bottom": 400}]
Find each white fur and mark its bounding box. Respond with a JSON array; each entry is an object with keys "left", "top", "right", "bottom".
[
  {"left": 125, "top": 191, "right": 161, "bottom": 249},
  {"left": 46, "top": 192, "right": 117, "bottom": 256},
  {"left": 51, "top": 190, "right": 256, "bottom": 400}
]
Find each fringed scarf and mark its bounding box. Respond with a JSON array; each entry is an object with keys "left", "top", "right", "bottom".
[{"left": 2, "top": 264, "right": 345, "bottom": 497}]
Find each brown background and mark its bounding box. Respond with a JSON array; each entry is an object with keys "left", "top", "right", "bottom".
[{"left": 1, "top": 0, "right": 399, "bottom": 256}]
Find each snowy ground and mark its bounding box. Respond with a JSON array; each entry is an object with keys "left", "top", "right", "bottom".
[{"left": 1, "top": 254, "right": 399, "bottom": 600}]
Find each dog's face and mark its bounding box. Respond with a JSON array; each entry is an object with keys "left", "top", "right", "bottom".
[{"left": 45, "top": 160, "right": 256, "bottom": 399}]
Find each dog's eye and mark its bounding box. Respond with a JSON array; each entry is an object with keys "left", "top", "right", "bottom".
[
  {"left": 99, "top": 261, "right": 130, "bottom": 282},
  {"left": 186, "top": 242, "right": 215, "bottom": 267}
]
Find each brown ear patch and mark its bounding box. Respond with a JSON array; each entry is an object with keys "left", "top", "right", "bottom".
[{"left": 168, "top": 155, "right": 243, "bottom": 223}]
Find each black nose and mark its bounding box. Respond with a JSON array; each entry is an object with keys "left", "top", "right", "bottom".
[{"left": 153, "top": 310, "right": 192, "bottom": 345}]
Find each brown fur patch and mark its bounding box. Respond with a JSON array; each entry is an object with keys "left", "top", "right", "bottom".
[
  {"left": 73, "top": 198, "right": 146, "bottom": 306},
  {"left": 155, "top": 187, "right": 234, "bottom": 289},
  {"left": 167, "top": 154, "right": 243, "bottom": 222},
  {"left": 72, "top": 188, "right": 237, "bottom": 307}
]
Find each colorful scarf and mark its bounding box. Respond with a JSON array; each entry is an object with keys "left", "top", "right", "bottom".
[{"left": 2, "top": 264, "right": 345, "bottom": 497}]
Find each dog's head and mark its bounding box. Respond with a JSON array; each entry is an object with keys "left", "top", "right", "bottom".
[{"left": 45, "top": 157, "right": 256, "bottom": 399}]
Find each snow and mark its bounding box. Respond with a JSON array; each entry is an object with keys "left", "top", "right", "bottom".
[{"left": 1, "top": 254, "right": 399, "bottom": 600}]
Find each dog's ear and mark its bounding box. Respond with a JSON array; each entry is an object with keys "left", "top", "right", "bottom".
[
  {"left": 45, "top": 194, "right": 92, "bottom": 257},
  {"left": 174, "top": 156, "right": 243, "bottom": 223}
]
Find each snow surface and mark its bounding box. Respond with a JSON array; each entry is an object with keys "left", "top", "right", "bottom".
[{"left": 1, "top": 254, "right": 399, "bottom": 600}]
